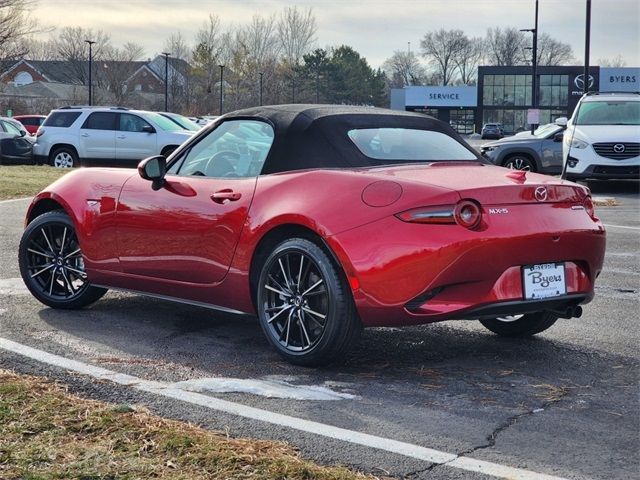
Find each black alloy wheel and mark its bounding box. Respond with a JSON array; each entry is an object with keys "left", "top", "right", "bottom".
[
  {"left": 19, "top": 211, "right": 107, "bottom": 309},
  {"left": 503, "top": 155, "right": 536, "bottom": 172},
  {"left": 256, "top": 238, "right": 361, "bottom": 366},
  {"left": 479, "top": 311, "right": 558, "bottom": 337}
]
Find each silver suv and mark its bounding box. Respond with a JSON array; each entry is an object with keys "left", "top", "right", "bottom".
[{"left": 34, "top": 107, "right": 193, "bottom": 168}]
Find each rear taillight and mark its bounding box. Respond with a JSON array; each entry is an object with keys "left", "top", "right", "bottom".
[
  {"left": 396, "top": 200, "right": 483, "bottom": 230},
  {"left": 36, "top": 128, "right": 44, "bottom": 137},
  {"left": 454, "top": 200, "right": 482, "bottom": 229},
  {"left": 583, "top": 195, "right": 597, "bottom": 220}
]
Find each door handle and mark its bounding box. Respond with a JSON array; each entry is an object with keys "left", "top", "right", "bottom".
[
  {"left": 81, "top": 133, "right": 89, "bottom": 137},
  {"left": 117, "top": 135, "right": 126, "bottom": 139},
  {"left": 211, "top": 189, "right": 242, "bottom": 204}
]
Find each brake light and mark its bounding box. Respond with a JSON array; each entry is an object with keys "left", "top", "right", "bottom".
[
  {"left": 583, "top": 195, "right": 597, "bottom": 220},
  {"left": 396, "top": 200, "right": 483, "bottom": 230},
  {"left": 454, "top": 200, "right": 482, "bottom": 229}
]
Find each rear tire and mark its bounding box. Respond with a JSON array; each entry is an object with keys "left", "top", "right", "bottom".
[
  {"left": 50, "top": 147, "right": 78, "bottom": 168},
  {"left": 256, "top": 238, "right": 361, "bottom": 366},
  {"left": 503, "top": 154, "right": 536, "bottom": 172},
  {"left": 479, "top": 311, "right": 558, "bottom": 337},
  {"left": 19, "top": 211, "right": 107, "bottom": 309}
]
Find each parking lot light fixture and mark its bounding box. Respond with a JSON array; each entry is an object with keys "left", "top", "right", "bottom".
[
  {"left": 219, "top": 65, "right": 225, "bottom": 115},
  {"left": 259, "top": 72, "right": 264, "bottom": 106},
  {"left": 84, "top": 40, "right": 96, "bottom": 106},
  {"left": 520, "top": 0, "right": 539, "bottom": 133}
]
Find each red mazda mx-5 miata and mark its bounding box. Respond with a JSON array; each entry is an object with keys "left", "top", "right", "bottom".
[{"left": 19, "top": 105, "right": 606, "bottom": 365}]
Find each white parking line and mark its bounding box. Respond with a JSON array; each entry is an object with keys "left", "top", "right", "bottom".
[
  {"left": 0, "top": 337, "right": 567, "bottom": 480},
  {"left": 0, "top": 197, "right": 30, "bottom": 204},
  {"left": 603, "top": 224, "right": 640, "bottom": 231}
]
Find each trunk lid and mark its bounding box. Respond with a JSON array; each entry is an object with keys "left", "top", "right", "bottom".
[{"left": 367, "top": 162, "right": 588, "bottom": 205}]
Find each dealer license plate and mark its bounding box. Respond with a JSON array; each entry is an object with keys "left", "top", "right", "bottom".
[{"left": 522, "top": 263, "right": 566, "bottom": 300}]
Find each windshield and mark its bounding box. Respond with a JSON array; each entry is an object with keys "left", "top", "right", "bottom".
[
  {"left": 348, "top": 128, "right": 477, "bottom": 162},
  {"left": 533, "top": 123, "right": 562, "bottom": 138},
  {"left": 164, "top": 113, "right": 200, "bottom": 131},
  {"left": 145, "top": 112, "right": 184, "bottom": 132},
  {"left": 575, "top": 101, "right": 640, "bottom": 126}
]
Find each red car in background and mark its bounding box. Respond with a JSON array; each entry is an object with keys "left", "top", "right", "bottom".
[
  {"left": 13, "top": 115, "right": 46, "bottom": 135},
  {"left": 18, "top": 105, "right": 606, "bottom": 366}
]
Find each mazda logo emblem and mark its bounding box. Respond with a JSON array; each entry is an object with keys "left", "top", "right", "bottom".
[
  {"left": 574, "top": 74, "right": 595, "bottom": 90},
  {"left": 613, "top": 143, "right": 625, "bottom": 153},
  {"left": 534, "top": 186, "right": 548, "bottom": 202}
]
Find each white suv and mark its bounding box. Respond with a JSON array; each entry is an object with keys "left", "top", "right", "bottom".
[
  {"left": 34, "top": 107, "right": 194, "bottom": 168},
  {"left": 563, "top": 92, "right": 640, "bottom": 180}
]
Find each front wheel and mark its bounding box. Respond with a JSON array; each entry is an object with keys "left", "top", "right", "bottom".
[
  {"left": 256, "top": 238, "right": 361, "bottom": 366},
  {"left": 503, "top": 155, "right": 536, "bottom": 172},
  {"left": 479, "top": 311, "right": 558, "bottom": 337},
  {"left": 19, "top": 211, "right": 107, "bottom": 309}
]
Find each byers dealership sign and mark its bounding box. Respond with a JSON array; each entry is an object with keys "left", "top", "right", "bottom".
[
  {"left": 405, "top": 86, "right": 477, "bottom": 107},
  {"left": 600, "top": 67, "right": 640, "bottom": 92}
]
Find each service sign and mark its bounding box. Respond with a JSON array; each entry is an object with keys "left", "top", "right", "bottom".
[{"left": 404, "top": 86, "right": 477, "bottom": 108}]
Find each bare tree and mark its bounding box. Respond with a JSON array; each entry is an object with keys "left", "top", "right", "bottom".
[
  {"left": 24, "top": 38, "right": 59, "bottom": 60},
  {"left": 484, "top": 27, "right": 527, "bottom": 66},
  {"left": 277, "top": 6, "right": 317, "bottom": 67},
  {"left": 98, "top": 42, "right": 145, "bottom": 105},
  {"left": 0, "top": 0, "right": 39, "bottom": 59},
  {"left": 536, "top": 33, "right": 573, "bottom": 66},
  {"left": 163, "top": 32, "right": 190, "bottom": 61},
  {"left": 420, "top": 29, "right": 466, "bottom": 85},
  {"left": 52, "top": 27, "right": 111, "bottom": 84},
  {"left": 382, "top": 51, "right": 427, "bottom": 88},
  {"left": 453, "top": 36, "right": 483, "bottom": 85},
  {"left": 597, "top": 54, "right": 627, "bottom": 68}
]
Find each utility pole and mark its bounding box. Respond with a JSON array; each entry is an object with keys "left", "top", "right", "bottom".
[
  {"left": 162, "top": 52, "right": 171, "bottom": 111},
  {"left": 315, "top": 68, "right": 320, "bottom": 103},
  {"left": 259, "top": 72, "right": 264, "bottom": 106},
  {"left": 84, "top": 40, "right": 95, "bottom": 105},
  {"left": 521, "top": 0, "right": 538, "bottom": 133},
  {"left": 584, "top": 0, "right": 592, "bottom": 94},
  {"left": 219, "top": 65, "right": 225, "bottom": 115}
]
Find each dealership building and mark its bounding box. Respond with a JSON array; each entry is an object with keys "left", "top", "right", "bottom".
[{"left": 390, "top": 66, "right": 639, "bottom": 135}]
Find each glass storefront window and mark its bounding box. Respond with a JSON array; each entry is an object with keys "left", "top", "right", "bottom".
[
  {"left": 494, "top": 75, "right": 504, "bottom": 86},
  {"left": 515, "top": 85, "right": 526, "bottom": 106}
]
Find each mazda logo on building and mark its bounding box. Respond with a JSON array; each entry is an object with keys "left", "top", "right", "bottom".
[
  {"left": 534, "top": 186, "right": 548, "bottom": 202},
  {"left": 613, "top": 144, "right": 625, "bottom": 153},
  {"left": 574, "top": 74, "right": 595, "bottom": 90}
]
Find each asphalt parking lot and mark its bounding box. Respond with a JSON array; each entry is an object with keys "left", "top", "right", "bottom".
[{"left": 0, "top": 181, "right": 638, "bottom": 480}]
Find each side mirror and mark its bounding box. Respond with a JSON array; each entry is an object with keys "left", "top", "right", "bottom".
[
  {"left": 142, "top": 125, "right": 155, "bottom": 134},
  {"left": 553, "top": 132, "right": 564, "bottom": 142},
  {"left": 19, "top": 130, "right": 26, "bottom": 137},
  {"left": 138, "top": 155, "right": 166, "bottom": 191},
  {"left": 554, "top": 117, "right": 568, "bottom": 127}
]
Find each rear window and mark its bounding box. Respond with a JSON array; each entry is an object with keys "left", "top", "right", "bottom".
[
  {"left": 43, "top": 112, "right": 82, "bottom": 128},
  {"left": 575, "top": 100, "right": 640, "bottom": 125},
  {"left": 18, "top": 117, "right": 42, "bottom": 126},
  {"left": 348, "top": 128, "right": 477, "bottom": 162}
]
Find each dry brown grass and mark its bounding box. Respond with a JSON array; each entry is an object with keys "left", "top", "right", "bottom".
[
  {"left": 0, "top": 165, "right": 69, "bottom": 200},
  {"left": 0, "top": 370, "right": 380, "bottom": 480}
]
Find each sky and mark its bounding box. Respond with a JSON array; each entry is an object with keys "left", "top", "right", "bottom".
[{"left": 31, "top": 0, "right": 640, "bottom": 69}]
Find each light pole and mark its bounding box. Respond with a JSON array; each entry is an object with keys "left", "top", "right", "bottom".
[
  {"left": 315, "top": 68, "right": 320, "bottom": 104},
  {"left": 259, "top": 72, "right": 264, "bottom": 106},
  {"left": 162, "top": 52, "right": 171, "bottom": 111},
  {"left": 584, "top": 0, "right": 592, "bottom": 94},
  {"left": 84, "top": 40, "right": 95, "bottom": 105},
  {"left": 219, "top": 65, "right": 225, "bottom": 115},
  {"left": 521, "top": 0, "right": 538, "bottom": 133}
]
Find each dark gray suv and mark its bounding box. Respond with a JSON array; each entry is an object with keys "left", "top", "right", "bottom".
[{"left": 480, "top": 120, "right": 566, "bottom": 174}]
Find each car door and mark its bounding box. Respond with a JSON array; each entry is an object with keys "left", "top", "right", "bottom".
[
  {"left": 540, "top": 127, "right": 564, "bottom": 173},
  {"left": 115, "top": 113, "right": 157, "bottom": 165},
  {"left": 115, "top": 119, "right": 275, "bottom": 284},
  {"left": 79, "top": 112, "right": 117, "bottom": 164}
]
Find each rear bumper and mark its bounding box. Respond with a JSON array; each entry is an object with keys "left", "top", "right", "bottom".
[{"left": 328, "top": 205, "right": 605, "bottom": 327}]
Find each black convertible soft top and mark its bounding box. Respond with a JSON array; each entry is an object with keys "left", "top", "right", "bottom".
[{"left": 220, "top": 104, "right": 481, "bottom": 174}]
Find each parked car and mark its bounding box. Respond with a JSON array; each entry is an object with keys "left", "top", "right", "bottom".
[
  {"left": 480, "top": 120, "right": 566, "bottom": 174},
  {"left": 563, "top": 91, "right": 640, "bottom": 180},
  {"left": 481, "top": 122, "right": 504, "bottom": 139},
  {"left": 19, "top": 105, "right": 605, "bottom": 366},
  {"left": 0, "top": 117, "right": 34, "bottom": 165},
  {"left": 34, "top": 107, "right": 193, "bottom": 168},
  {"left": 13, "top": 115, "right": 46, "bottom": 135},
  {"left": 158, "top": 112, "right": 201, "bottom": 132}
]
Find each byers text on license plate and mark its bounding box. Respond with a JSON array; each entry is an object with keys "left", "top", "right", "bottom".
[{"left": 523, "top": 263, "right": 566, "bottom": 299}]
